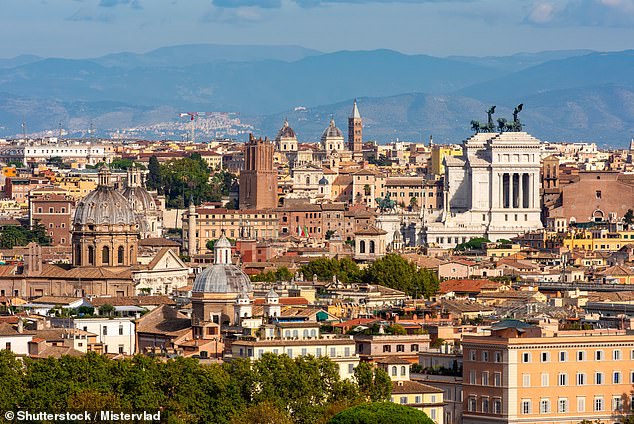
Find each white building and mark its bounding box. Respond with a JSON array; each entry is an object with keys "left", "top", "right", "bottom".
[
  {"left": 0, "top": 141, "right": 114, "bottom": 168},
  {"left": 422, "top": 131, "right": 543, "bottom": 248},
  {"left": 72, "top": 317, "right": 136, "bottom": 355},
  {"left": 0, "top": 321, "right": 32, "bottom": 355}
]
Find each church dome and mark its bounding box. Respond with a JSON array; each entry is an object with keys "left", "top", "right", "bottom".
[
  {"left": 121, "top": 186, "right": 157, "bottom": 213},
  {"left": 319, "top": 176, "right": 329, "bottom": 185},
  {"left": 321, "top": 119, "right": 343, "bottom": 141},
  {"left": 276, "top": 120, "right": 296, "bottom": 140},
  {"left": 192, "top": 264, "right": 253, "bottom": 294},
  {"left": 215, "top": 232, "right": 232, "bottom": 249},
  {"left": 73, "top": 168, "right": 137, "bottom": 227}
]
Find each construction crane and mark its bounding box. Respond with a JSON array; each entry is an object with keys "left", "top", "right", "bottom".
[{"left": 179, "top": 112, "right": 216, "bottom": 143}]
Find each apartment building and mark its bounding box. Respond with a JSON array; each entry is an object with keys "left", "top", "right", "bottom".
[{"left": 462, "top": 320, "right": 634, "bottom": 424}]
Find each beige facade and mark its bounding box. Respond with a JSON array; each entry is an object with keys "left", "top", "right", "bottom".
[{"left": 462, "top": 326, "right": 634, "bottom": 424}]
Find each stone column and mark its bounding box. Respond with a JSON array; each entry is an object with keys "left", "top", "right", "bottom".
[
  {"left": 498, "top": 173, "right": 503, "bottom": 209},
  {"left": 509, "top": 172, "right": 515, "bottom": 209},
  {"left": 518, "top": 173, "right": 524, "bottom": 209}
]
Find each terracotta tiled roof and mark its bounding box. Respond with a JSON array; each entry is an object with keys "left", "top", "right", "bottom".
[
  {"left": 253, "top": 297, "right": 309, "bottom": 306},
  {"left": 135, "top": 304, "right": 191, "bottom": 336},
  {"left": 391, "top": 380, "right": 444, "bottom": 395},
  {"left": 439, "top": 279, "right": 500, "bottom": 295}
]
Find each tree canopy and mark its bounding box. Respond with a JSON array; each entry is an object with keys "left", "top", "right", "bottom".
[
  {"left": 300, "top": 257, "right": 362, "bottom": 285},
  {"left": 0, "top": 350, "right": 397, "bottom": 424},
  {"left": 327, "top": 402, "right": 434, "bottom": 424},
  {"left": 0, "top": 221, "right": 52, "bottom": 249},
  {"left": 362, "top": 254, "right": 439, "bottom": 298},
  {"left": 455, "top": 237, "right": 490, "bottom": 251}
]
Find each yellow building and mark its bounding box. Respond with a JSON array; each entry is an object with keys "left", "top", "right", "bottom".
[
  {"left": 2, "top": 166, "right": 17, "bottom": 177},
  {"left": 56, "top": 177, "right": 97, "bottom": 200},
  {"left": 463, "top": 321, "right": 634, "bottom": 424},
  {"left": 431, "top": 145, "right": 462, "bottom": 176},
  {"left": 563, "top": 229, "right": 634, "bottom": 252},
  {"left": 378, "top": 357, "right": 445, "bottom": 424},
  {"left": 485, "top": 243, "right": 521, "bottom": 258}
]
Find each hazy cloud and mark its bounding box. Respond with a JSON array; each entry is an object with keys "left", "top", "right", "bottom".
[
  {"left": 99, "top": 0, "right": 142, "bottom": 7},
  {"left": 525, "top": 0, "right": 634, "bottom": 26},
  {"left": 212, "top": 0, "right": 281, "bottom": 8}
]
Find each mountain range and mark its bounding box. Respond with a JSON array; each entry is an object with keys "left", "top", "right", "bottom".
[{"left": 0, "top": 45, "right": 633, "bottom": 146}]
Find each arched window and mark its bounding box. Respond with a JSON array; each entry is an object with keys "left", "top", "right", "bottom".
[
  {"left": 130, "top": 247, "right": 134, "bottom": 264},
  {"left": 359, "top": 240, "right": 366, "bottom": 254},
  {"left": 306, "top": 176, "right": 310, "bottom": 185},
  {"left": 88, "top": 246, "right": 95, "bottom": 265},
  {"left": 310, "top": 329, "right": 317, "bottom": 337},
  {"left": 102, "top": 246, "right": 110, "bottom": 264},
  {"left": 118, "top": 246, "right": 125, "bottom": 264},
  {"left": 392, "top": 366, "right": 397, "bottom": 376},
  {"left": 401, "top": 366, "right": 406, "bottom": 376},
  {"left": 75, "top": 244, "right": 81, "bottom": 266},
  {"left": 370, "top": 240, "right": 376, "bottom": 254}
]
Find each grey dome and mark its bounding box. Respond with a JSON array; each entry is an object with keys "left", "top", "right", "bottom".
[
  {"left": 73, "top": 186, "right": 138, "bottom": 226},
  {"left": 319, "top": 176, "right": 329, "bottom": 185},
  {"left": 121, "top": 186, "right": 157, "bottom": 213},
  {"left": 321, "top": 119, "right": 343, "bottom": 141},
  {"left": 193, "top": 264, "right": 253, "bottom": 294},
  {"left": 276, "top": 120, "right": 296, "bottom": 140}
]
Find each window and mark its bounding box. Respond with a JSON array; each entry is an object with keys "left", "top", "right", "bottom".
[
  {"left": 468, "top": 397, "right": 477, "bottom": 412},
  {"left": 596, "top": 190, "right": 602, "bottom": 199},
  {"left": 118, "top": 246, "right": 124, "bottom": 264},
  {"left": 522, "top": 352, "right": 530, "bottom": 363},
  {"left": 577, "top": 397, "right": 585, "bottom": 412},
  {"left": 614, "top": 349, "right": 622, "bottom": 360},
  {"left": 558, "top": 398, "right": 568, "bottom": 413},
  {"left": 482, "top": 351, "right": 489, "bottom": 362},
  {"left": 469, "top": 350, "right": 476, "bottom": 361},
  {"left": 482, "top": 398, "right": 489, "bottom": 413},
  {"left": 595, "top": 372, "right": 603, "bottom": 385},
  {"left": 493, "top": 399, "right": 501, "bottom": 414},
  {"left": 541, "top": 373, "right": 549, "bottom": 387},
  {"left": 494, "top": 372, "right": 501, "bottom": 387},
  {"left": 577, "top": 351, "right": 585, "bottom": 361},
  {"left": 521, "top": 400, "right": 531, "bottom": 414},
  {"left": 540, "top": 399, "right": 550, "bottom": 414},
  {"left": 102, "top": 245, "right": 110, "bottom": 264},
  {"left": 5, "top": 342, "right": 11, "bottom": 350},
  {"left": 594, "top": 397, "right": 604, "bottom": 412},
  {"left": 118, "top": 325, "right": 123, "bottom": 335},
  {"left": 392, "top": 366, "right": 397, "bottom": 377},
  {"left": 595, "top": 350, "right": 604, "bottom": 361},
  {"left": 102, "top": 326, "right": 107, "bottom": 335},
  {"left": 613, "top": 371, "right": 621, "bottom": 384},
  {"left": 577, "top": 373, "right": 586, "bottom": 385},
  {"left": 614, "top": 396, "right": 624, "bottom": 412},
  {"left": 541, "top": 352, "right": 550, "bottom": 362},
  {"left": 558, "top": 373, "right": 567, "bottom": 386},
  {"left": 400, "top": 366, "right": 406, "bottom": 376},
  {"left": 522, "top": 373, "right": 530, "bottom": 387},
  {"left": 494, "top": 352, "right": 502, "bottom": 363},
  {"left": 415, "top": 396, "right": 421, "bottom": 404},
  {"left": 482, "top": 372, "right": 489, "bottom": 386},
  {"left": 383, "top": 345, "right": 391, "bottom": 353},
  {"left": 469, "top": 370, "right": 476, "bottom": 384},
  {"left": 400, "top": 397, "right": 407, "bottom": 405},
  {"left": 316, "top": 348, "right": 322, "bottom": 357},
  {"left": 559, "top": 351, "right": 567, "bottom": 362},
  {"left": 411, "top": 344, "right": 419, "bottom": 352},
  {"left": 118, "top": 345, "right": 124, "bottom": 354},
  {"left": 396, "top": 344, "right": 405, "bottom": 352}
]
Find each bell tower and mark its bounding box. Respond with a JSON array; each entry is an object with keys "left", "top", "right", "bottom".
[{"left": 348, "top": 99, "right": 363, "bottom": 158}]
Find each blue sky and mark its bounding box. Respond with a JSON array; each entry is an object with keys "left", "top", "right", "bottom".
[{"left": 2, "top": 0, "right": 634, "bottom": 58}]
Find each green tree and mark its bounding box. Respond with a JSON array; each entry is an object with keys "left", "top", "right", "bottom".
[
  {"left": 362, "top": 254, "right": 439, "bottom": 298},
  {"left": 0, "top": 350, "right": 24, "bottom": 411},
  {"left": 353, "top": 363, "right": 392, "bottom": 402},
  {"left": 230, "top": 402, "right": 293, "bottom": 424},
  {"left": 625, "top": 209, "right": 634, "bottom": 226},
  {"left": 455, "top": 237, "right": 490, "bottom": 251},
  {"left": 327, "top": 402, "right": 434, "bottom": 424},
  {"left": 146, "top": 156, "right": 162, "bottom": 192},
  {"left": 0, "top": 225, "right": 29, "bottom": 248},
  {"left": 30, "top": 219, "right": 52, "bottom": 246},
  {"left": 99, "top": 304, "right": 115, "bottom": 316},
  {"left": 301, "top": 257, "right": 362, "bottom": 285},
  {"left": 109, "top": 158, "right": 145, "bottom": 170}
]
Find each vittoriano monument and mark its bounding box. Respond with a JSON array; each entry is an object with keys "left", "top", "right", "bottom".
[{"left": 470, "top": 104, "right": 523, "bottom": 133}]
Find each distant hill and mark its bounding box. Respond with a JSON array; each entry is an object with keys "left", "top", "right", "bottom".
[
  {"left": 92, "top": 43, "right": 322, "bottom": 67},
  {"left": 0, "top": 45, "right": 632, "bottom": 145}
]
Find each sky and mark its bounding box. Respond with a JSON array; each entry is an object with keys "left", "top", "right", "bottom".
[{"left": 2, "top": 0, "right": 634, "bottom": 58}]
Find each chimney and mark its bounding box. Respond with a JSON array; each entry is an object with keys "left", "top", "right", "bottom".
[{"left": 17, "top": 319, "right": 24, "bottom": 334}]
